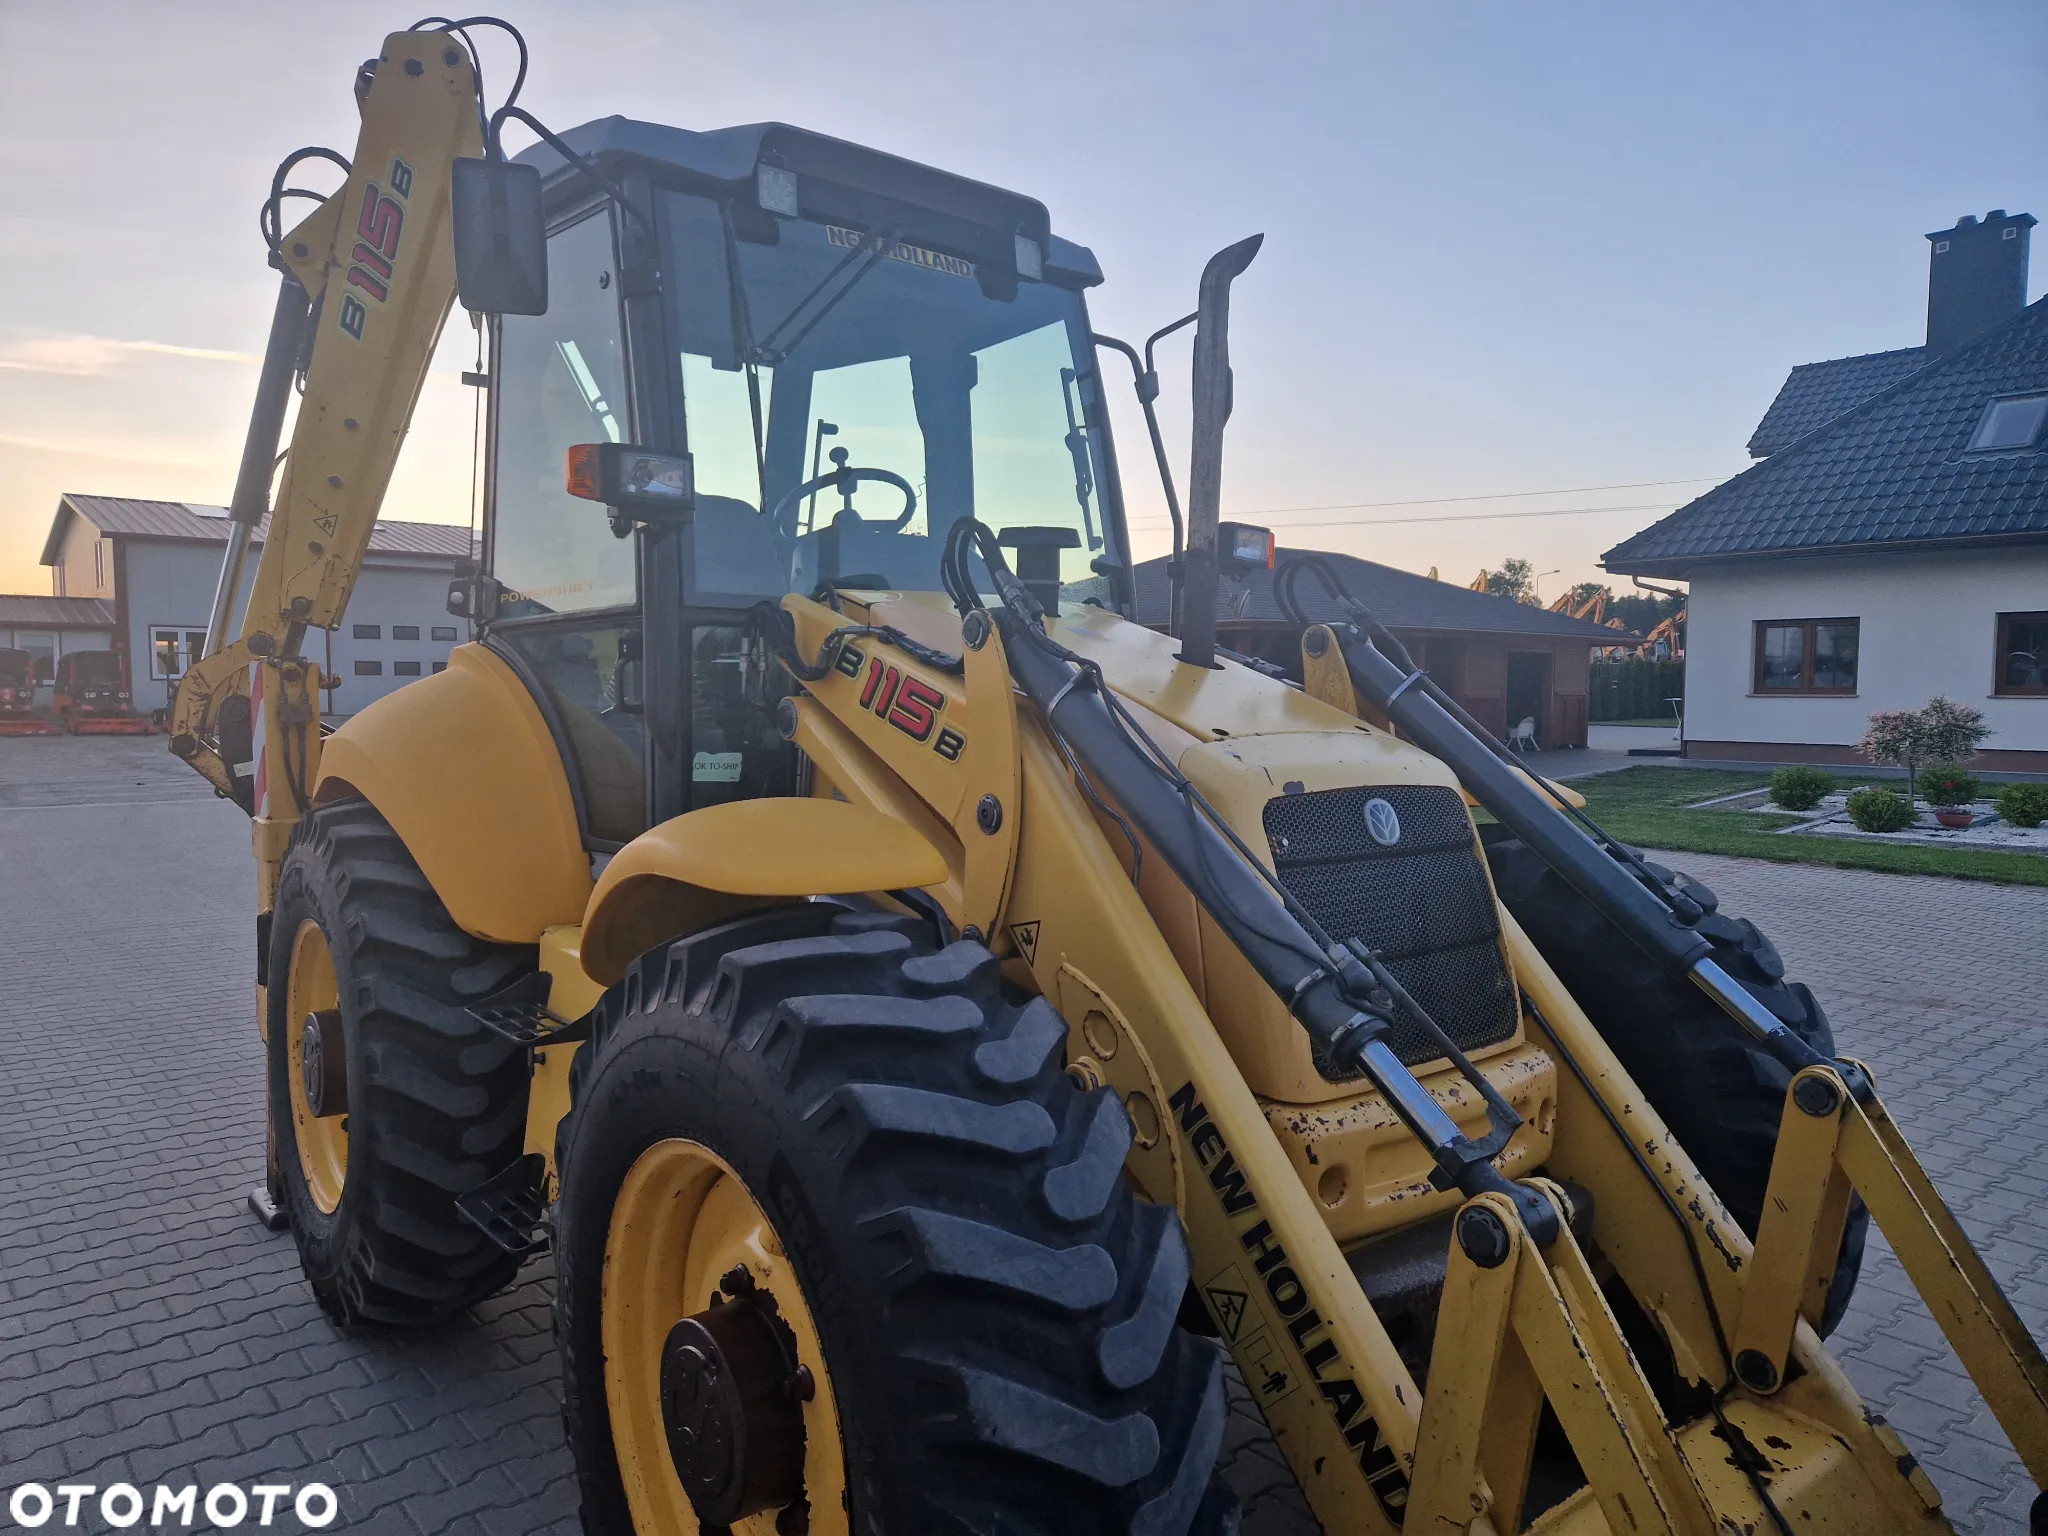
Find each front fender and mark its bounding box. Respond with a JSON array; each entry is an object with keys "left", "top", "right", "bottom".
[
  {"left": 314, "top": 643, "right": 591, "bottom": 944},
  {"left": 579, "top": 798, "right": 948, "bottom": 986}
]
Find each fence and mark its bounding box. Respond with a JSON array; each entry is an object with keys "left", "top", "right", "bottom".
[{"left": 1589, "top": 659, "right": 1684, "bottom": 722}]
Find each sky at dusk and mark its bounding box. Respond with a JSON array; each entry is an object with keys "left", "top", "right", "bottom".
[{"left": 1, "top": 0, "right": 2042, "bottom": 599}]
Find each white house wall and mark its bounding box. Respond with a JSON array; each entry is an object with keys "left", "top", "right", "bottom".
[
  {"left": 120, "top": 541, "right": 466, "bottom": 717},
  {"left": 1684, "top": 544, "right": 2048, "bottom": 755}
]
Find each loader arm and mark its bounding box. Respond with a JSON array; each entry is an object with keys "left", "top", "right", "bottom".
[{"left": 169, "top": 30, "right": 481, "bottom": 914}]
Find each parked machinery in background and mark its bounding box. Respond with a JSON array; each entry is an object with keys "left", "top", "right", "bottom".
[
  {"left": 0, "top": 648, "right": 53, "bottom": 736},
  {"left": 52, "top": 650, "right": 149, "bottom": 735}
]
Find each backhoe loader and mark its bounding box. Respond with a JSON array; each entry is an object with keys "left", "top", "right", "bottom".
[{"left": 172, "top": 20, "right": 2048, "bottom": 1533}]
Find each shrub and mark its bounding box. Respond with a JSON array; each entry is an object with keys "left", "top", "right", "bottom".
[
  {"left": 1919, "top": 763, "right": 1981, "bottom": 807},
  {"left": 1846, "top": 787, "right": 1916, "bottom": 833},
  {"left": 1768, "top": 765, "right": 1833, "bottom": 811},
  {"left": 1995, "top": 782, "right": 2048, "bottom": 829},
  {"left": 1857, "top": 695, "right": 1994, "bottom": 801}
]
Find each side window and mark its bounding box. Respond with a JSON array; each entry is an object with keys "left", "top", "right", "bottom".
[
  {"left": 502, "top": 624, "right": 648, "bottom": 846},
  {"left": 491, "top": 212, "right": 636, "bottom": 617}
]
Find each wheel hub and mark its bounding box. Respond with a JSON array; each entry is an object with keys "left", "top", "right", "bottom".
[
  {"left": 658, "top": 1264, "right": 809, "bottom": 1527},
  {"left": 300, "top": 1008, "right": 346, "bottom": 1118}
]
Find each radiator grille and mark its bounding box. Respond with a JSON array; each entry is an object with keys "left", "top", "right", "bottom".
[{"left": 1263, "top": 783, "right": 1518, "bottom": 1076}]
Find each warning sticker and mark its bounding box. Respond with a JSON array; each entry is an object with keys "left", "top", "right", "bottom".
[
  {"left": 1240, "top": 1327, "right": 1298, "bottom": 1406},
  {"left": 1202, "top": 1262, "right": 1298, "bottom": 1406},
  {"left": 1009, "top": 921, "right": 1040, "bottom": 965},
  {"left": 1206, "top": 1283, "right": 1249, "bottom": 1343}
]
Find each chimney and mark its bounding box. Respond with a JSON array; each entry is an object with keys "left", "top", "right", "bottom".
[{"left": 1925, "top": 208, "right": 2035, "bottom": 353}]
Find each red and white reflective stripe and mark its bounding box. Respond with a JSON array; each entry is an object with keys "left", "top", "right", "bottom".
[{"left": 250, "top": 661, "right": 269, "bottom": 819}]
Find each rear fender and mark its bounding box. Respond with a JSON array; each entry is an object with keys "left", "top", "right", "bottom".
[{"left": 313, "top": 643, "right": 591, "bottom": 944}]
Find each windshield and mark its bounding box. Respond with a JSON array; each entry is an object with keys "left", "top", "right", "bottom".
[
  {"left": 0, "top": 650, "right": 30, "bottom": 681},
  {"left": 661, "top": 192, "right": 1122, "bottom": 610}
]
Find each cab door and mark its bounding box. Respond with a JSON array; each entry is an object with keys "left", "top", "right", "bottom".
[{"left": 480, "top": 203, "right": 650, "bottom": 850}]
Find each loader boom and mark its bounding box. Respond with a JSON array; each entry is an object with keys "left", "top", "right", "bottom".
[{"left": 171, "top": 30, "right": 480, "bottom": 918}]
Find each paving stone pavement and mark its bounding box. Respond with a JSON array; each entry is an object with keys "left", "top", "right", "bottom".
[{"left": 3, "top": 737, "right": 2045, "bottom": 1533}]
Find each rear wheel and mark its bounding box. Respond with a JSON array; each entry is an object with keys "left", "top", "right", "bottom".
[
  {"left": 267, "top": 799, "right": 536, "bottom": 1324},
  {"left": 555, "top": 905, "right": 1229, "bottom": 1535},
  {"left": 1483, "top": 835, "right": 1866, "bottom": 1333}
]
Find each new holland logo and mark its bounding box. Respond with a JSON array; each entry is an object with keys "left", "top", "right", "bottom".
[{"left": 1364, "top": 796, "right": 1402, "bottom": 847}]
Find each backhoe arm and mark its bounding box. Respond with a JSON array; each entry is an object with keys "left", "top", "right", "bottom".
[{"left": 170, "top": 30, "right": 480, "bottom": 899}]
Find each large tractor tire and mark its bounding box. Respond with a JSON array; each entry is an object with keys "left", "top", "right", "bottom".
[
  {"left": 554, "top": 904, "right": 1230, "bottom": 1536},
  {"left": 1482, "top": 835, "right": 1866, "bottom": 1334},
  {"left": 267, "top": 799, "right": 535, "bottom": 1325}
]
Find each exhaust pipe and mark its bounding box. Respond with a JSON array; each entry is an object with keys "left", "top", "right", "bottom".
[{"left": 1176, "top": 234, "right": 1263, "bottom": 669}]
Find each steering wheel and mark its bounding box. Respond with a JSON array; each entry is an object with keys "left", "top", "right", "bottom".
[{"left": 768, "top": 452, "right": 918, "bottom": 536}]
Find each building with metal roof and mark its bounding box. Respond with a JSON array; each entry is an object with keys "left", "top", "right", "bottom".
[
  {"left": 1604, "top": 211, "right": 2047, "bottom": 771},
  {"left": 18, "top": 494, "right": 474, "bottom": 719},
  {"left": 1132, "top": 549, "right": 1635, "bottom": 749}
]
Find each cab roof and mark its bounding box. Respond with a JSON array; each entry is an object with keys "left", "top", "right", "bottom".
[{"left": 519, "top": 116, "right": 1103, "bottom": 288}]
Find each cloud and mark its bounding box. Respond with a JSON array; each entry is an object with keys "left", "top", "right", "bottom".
[
  {"left": 0, "top": 431, "right": 226, "bottom": 470},
  {"left": 0, "top": 333, "right": 260, "bottom": 376}
]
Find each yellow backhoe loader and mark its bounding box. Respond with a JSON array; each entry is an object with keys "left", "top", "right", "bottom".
[{"left": 172, "top": 20, "right": 2048, "bottom": 1533}]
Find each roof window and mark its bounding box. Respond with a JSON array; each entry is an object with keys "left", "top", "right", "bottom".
[{"left": 1968, "top": 394, "right": 2048, "bottom": 452}]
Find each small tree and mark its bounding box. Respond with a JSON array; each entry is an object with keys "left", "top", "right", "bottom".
[
  {"left": 1485, "top": 558, "right": 1538, "bottom": 605},
  {"left": 1856, "top": 695, "right": 1993, "bottom": 802},
  {"left": 1917, "top": 694, "right": 1992, "bottom": 764}
]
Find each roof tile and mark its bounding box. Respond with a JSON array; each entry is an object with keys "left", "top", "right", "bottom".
[
  {"left": 1746, "top": 347, "right": 1929, "bottom": 457},
  {"left": 0, "top": 595, "right": 116, "bottom": 628},
  {"left": 1605, "top": 298, "right": 2048, "bottom": 575},
  {"left": 44, "top": 495, "right": 474, "bottom": 565}
]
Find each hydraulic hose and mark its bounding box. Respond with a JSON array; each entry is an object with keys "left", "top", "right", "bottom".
[{"left": 992, "top": 602, "right": 1560, "bottom": 1242}]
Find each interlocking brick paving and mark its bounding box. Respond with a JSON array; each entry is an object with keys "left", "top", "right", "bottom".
[{"left": 3, "top": 738, "right": 2043, "bottom": 1533}]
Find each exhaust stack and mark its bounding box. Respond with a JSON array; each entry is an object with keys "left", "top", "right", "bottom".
[{"left": 1176, "top": 234, "right": 1263, "bottom": 669}]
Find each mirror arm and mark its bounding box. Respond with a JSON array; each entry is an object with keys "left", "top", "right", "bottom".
[{"left": 487, "top": 105, "right": 656, "bottom": 238}]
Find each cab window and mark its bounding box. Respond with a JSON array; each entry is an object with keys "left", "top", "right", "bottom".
[{"left": 490, "top": 211, "right": 637, "bottom": 617}]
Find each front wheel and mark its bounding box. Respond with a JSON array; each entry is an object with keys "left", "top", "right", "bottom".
[{"left": 554, "top": 905, "right": 1228, "bottom": 1535}]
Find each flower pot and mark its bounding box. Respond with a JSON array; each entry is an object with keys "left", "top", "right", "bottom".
[{"left": 1933, "top": 808, "right": 1974, "bottom": 829}]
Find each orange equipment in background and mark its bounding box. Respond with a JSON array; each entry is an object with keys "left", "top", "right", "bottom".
[{"left": 52, "top": 651, "right": 151, "bottom": 735}]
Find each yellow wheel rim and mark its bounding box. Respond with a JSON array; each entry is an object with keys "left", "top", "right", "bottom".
[
  {"left": 285, "top": 919, "right": 349, "bottom": 1215},
  {"left": 603, "top": 1139, "right": 846, "bottom": 1535}
]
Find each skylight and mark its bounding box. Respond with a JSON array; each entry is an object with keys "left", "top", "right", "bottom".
[{"left": 1968, "top": 393, "right": 2048, "bottom": 452}]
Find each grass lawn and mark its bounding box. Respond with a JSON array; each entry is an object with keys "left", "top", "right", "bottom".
[{"left": 1563, "top": 767, "right": 2048, "bottom": 886}]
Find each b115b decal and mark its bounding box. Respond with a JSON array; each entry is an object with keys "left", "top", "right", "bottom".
[
  {"left": 338, "top": 157, "right": 415, "bottom": 342},
  {"left": 835, "top": 642, "right": 965, "bottom": 761}
]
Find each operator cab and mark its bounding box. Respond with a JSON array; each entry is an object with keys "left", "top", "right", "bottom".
[{"left": 469, "top": 119, "right": 1130, "bottom": 845}]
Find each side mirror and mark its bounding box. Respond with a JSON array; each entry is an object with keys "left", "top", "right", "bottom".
[{"left": 452, "top": 157, "right": 549, "bottom": 316}]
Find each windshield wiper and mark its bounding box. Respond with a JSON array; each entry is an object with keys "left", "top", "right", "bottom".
[
  {"left": 1059, "top": 365, "right": 1101, "bottom": 552},
  {"left": 754, "top": 226, "right": 899, "bottom": 365},
  {"left": 720, "top": 205, "right": 770, "bottom": 508}
]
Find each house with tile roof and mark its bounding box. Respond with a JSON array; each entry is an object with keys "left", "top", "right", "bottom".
[
  {"left": 23, "top": 495, "right": 474, "bottom": 718},
  {"left": 1604, "top": 210, "right": 2048, "bottom": 771},
  {"left": 1132, "top": 549, "right": 1635, "bottom": 748}
]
